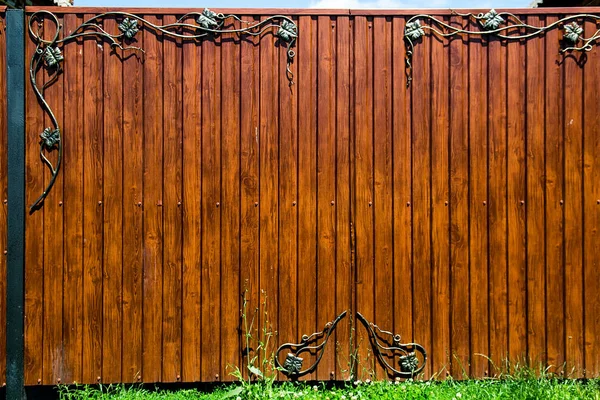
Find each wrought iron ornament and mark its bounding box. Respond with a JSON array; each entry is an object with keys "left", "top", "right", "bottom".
[
  {"left": 356, "top": 312, "right": 427, "bottom": 378},
  {"left": 28, "top": 10, "right": 297, "bottom": 211},
  {"left": 275, "top": 310, "right": 347, "bottom": 378},
  {"left": 403, "top": 10, "right": 600, "bottom": 87}
]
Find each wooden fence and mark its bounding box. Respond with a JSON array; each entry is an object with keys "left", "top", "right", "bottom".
[{"left": 1, "top": 5, "right": 600, "bottom": 386}]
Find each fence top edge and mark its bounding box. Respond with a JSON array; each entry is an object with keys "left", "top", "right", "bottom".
[{"left": 24, "top": 5, "right": 600, "bottom": 16}]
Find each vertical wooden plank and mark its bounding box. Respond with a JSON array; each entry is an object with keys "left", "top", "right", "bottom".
[
  {"left": 335, "top": 14, "right": 352, "bottom": 381},
  {"left": 0, "top": 9, "right": 7, "bottom": 384},
  {"left": 24, "top": 11, "right": 44, "bottom": 386},
  {"left": 563, "top": 34, "right": 584, "bottom": 374},
  {"left": 544, "top": 15, "right": 565, "bottom": 374},
  {"left": 201, "top": 30, "right": 221, "bottom": 382},
  {"left": 583, "top": 19, "right": 600, "bottom": 378},
  {"left": 62, "top": 13, "right": 84, "bottom": 385},
  {"left": 82, "top": 13, "right": 104, "bottom": 382},
  {"left": 430, "top": 16, "right": 450, "bottom": 377},
  {"left": 102, "top": 17, "right": 123, "bottom": 384},
  {"left": 162, "top": 14, "right": 183, "bottom": 383},
  {"left": 410, "top": 15, "right": 432, "bottom": 378},
  {"left": 468, "top": 27, "right": 489, "bottom": 378},
  {"left": 316, "top": 15, "right": 336, "bottom": 380},
  {"left": 372, "top": 16, "right": 393, "bottom": 380},
  {"left": 487, "top": 34, "right": 508, "bottom": 370},
  {"left": 122, "top": 13, "right": 144, "bottom": 384},
  {"left": 181, "top": 25, "right": 202, "bottom": 382},
  {"left": 220, "top": 19, "right": 241, "bottom": 381},
  {"left": 506, "top": 23, "right": 527, "bottom": 365},
  {"left": 258, "top": 15, "right": 278, "bottom": 378},
  {"left": 239, "top": 14, "right": 260, "bottom": 380},
  {"left": 277, "top": 16, "right": 298, "bottom": 380},
  {"left": 296, "top": 15, "right": 317, "bottom": 381},
  {"left": 392, "top": 17, "right": 413, "bottom": 347},
  {"left": 354, "top": 15, "right": 376, "bottom": 379},
  {"left": 449, "top": 16, "right": 470, "bottom": 378},
  {"left": 41, "top": 13, "right": 64, "bottom": 385},
  {"left": 142, "top": 14, "right": 164, "bottom": 383},
  {"left": 525, "top": 15, "right": 546, "bottom": 370}
]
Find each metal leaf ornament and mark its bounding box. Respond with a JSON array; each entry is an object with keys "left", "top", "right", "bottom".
[
  {"left": 399, "top": 352, "right": 419, "bottom": 373},
  {"left": 283, "top": 353, "right": 303, "bottom": 375},
  {"left": 43, "top": 46, "right": 64, "bottom": 68},
  {"left": 118, "top": 18, "right": 139, "bottom": 39},
  {"left": 197, "top": 8, "right": 221, "bottom": 29},
  {"left": 564, "top": 22, "right": 583, "bottom": 43},
  {"left": 40, "top": 127, "right": 60, "bottom": 150},
  {"left": 481, "top": 9, "right": 504, "bottom": 31},
  {"left": 277, "top": 20, "right": 297, "bottom": 43},
  {"left": 405, "top": 20, "right": 425, "bottom": 41}
]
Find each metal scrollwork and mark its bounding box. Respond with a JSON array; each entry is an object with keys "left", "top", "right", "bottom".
[
  {"left": 28, "top": 10, "right": 297, "bottom": 211},
  {"left": 403, "top": 9, "right": 600, "bottom": 87},
  {"left": 356, "top": 312, "right": 427, "bottom": 378},
  {"left": 275, "top": 310, "right": 347, "bottom": 379}
]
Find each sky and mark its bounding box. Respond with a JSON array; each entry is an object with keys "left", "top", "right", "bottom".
[{"left": 75, "top": 0, "right": 532, "bottom": 11}]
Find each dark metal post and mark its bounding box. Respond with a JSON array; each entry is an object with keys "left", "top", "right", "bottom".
[{"left": 6, "top": 8, "right": 26, "bottom": 400}]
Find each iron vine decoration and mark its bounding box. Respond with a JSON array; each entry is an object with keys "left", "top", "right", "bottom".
[
  {"left": 28, "top": 10, "right": 297, "bottom": 212},
  {"left": 403, "top": 10, "right": 600, "bottom": 87},
  {"left": 274, "top": 310, "right": 427, "bottom": 379}
]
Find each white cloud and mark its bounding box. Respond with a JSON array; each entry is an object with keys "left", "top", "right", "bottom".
[{"left": 309, "top": 0, "right": 448, "bottom": 8}]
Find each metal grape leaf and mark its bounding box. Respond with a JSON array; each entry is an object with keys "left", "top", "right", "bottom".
[
  {"left": 276, "top": 20, "right": 297, "bottom": 43},
  {"left": 197, "top": 8, "right": 221, "bottom": 29},
  {"left": 282, "top": 353, "right": 303, "bottom": 375},
  {"left": 118, "top": 18, "right": 139, "bottom": 39},
  {"left": 399, "top": 352, "right": 419, "bottom": 373},
  {"left": 564, "top": 22, "right": 583, "bottom": 43},
  {"left": 482, "top": 9, "right": 504, "bottom": 31},
  {"left": 43, "top": 47, "right": 63, "bottom": 68},
  {"left": 405, "top": 20, "right": 425, "bottom": 41},
  {"left": 40, "top": 127, "right": 60, "bottom": 150}
]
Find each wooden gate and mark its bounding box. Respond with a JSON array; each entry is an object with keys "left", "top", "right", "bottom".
[{"left": 1, "top": 5, "right": 600, "bottom": 388}]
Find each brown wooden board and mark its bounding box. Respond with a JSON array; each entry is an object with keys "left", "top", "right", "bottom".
[
  {"left": 449, "top": 15, "right": 469, "bottom": 378},
  {"left": 430, "top": 16, "right": 450, "bottom": 378},
  {"left": 102, "top": 17, "right": 124, "bottom": 383},
  {"left": 525, "top": 15, "right": 547, "bottom": 369},
  {"left": 372, "top": 16, "right": 393, "bottom": 380},
  {"left": 583, "top": 19, "right": 600, "bottom": 377},
  {"left": 122, "top": 12, "right": 144, "bottom": 383},
  {"left": 162, "top": 14, "right": 183, "bottom": 383},
  {"left": 81, "top": 13, "right": 104, "bottom": 383},
  {"left": 544, "top": 15, "right": 566, "bottom": 374},
  {"left": 142, "top": 14, "right": 164, "bottom": 383},
  {"left": 61, "top": 13, "right": 84, "bottom": 385},
  {"left": 468, "top": 23, "right": 489, "bottom": 378},
  {"left": 506, "top": 18, "right": 527, "bottom": 365},
  {"left": 410, "top": 14, "right": 432, "bottom": 378},
  {"left": 487, "top": 33, "right": 508, "bottom": 370}
]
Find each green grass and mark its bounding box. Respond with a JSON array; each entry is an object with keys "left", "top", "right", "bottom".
[{"left": 58, "top": 377, "right": 600, "bottom": 400}]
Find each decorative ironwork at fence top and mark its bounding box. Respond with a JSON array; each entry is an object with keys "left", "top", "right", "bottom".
[
  {"left": 403, "top": 9, "right": 600, "bottom": 86},
  {"left": 27, "top": 9, "right": 600, "bottom": 210},
  {"left": 27, "top": 9, "right": 297, "bottom": 212}
]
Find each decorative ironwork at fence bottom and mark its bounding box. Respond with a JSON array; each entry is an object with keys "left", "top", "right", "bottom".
[{"left": 275, "top": 310, "right": 427, "bottom": 379}]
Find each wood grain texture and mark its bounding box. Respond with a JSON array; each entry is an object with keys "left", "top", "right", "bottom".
[
  {"left": 544, "top": 15, "right": 565, "bottom": 374},
  {"left": 430, "top": 17, "right": 450, "bottom": 378},
  {"left": 583, "top": 19, "right": 600, "bottom": 378},
  {"left": 82, "top": 13, "right": 104, "bottom": 382},
  {"left": 102, "top": 17, "right": 124, "bottom": 384},
  {"left": 18, "top": 10, "right": 600, "bottom": 384},
  {"left": 61, "top": 13, "right": 84, "bottom": 385}
]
